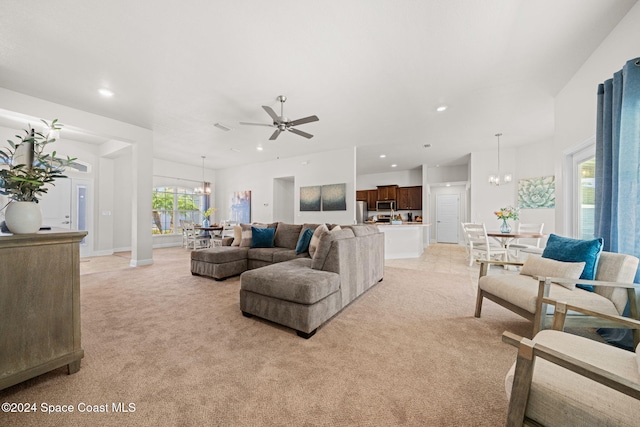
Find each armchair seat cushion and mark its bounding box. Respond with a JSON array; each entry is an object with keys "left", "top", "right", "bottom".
[
  {"left": 505, "top": 330, "right": 640, "bottom": 426},
  {"left": 478, "top": 275, "right": 620, "bottom": 315}
]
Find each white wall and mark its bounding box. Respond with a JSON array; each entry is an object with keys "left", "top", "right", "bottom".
[
  {"left": 357, "top": 168, "right": 422, "bottom": 190},
  {"left": 553, "top": 2, "right": 640, "bottom": 235},
  {"left": 216, "top": 147, "right": 356, "bottom": 225},
  {"left": 0, "top": 88, "right": 153, "bottom": 266},
  {"left": 426, "top": 164, "right": 468, "bottom": 183}
]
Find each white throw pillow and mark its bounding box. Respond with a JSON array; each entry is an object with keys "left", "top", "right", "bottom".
[
  {"left": 519, "top": 256, "right": 586, "bottom": 290},
  {"left": 231, "top": 225, "right": 242, "bottom": 246},
  {"left": 309, "top": 224, "right": 328, "bottom": 258}
]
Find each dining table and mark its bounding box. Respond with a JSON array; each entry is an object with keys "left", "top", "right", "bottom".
[{"left": 486, "top": 231, "right": 545, "bottom": 262}]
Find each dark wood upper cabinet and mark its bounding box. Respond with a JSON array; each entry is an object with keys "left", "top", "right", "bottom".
[
  {"left": 377, "top": 185, "right": 398, "bottom": 201},
  {"left": 356, "top": 190, "right": 368, "bottom": 202},
  {"left": 397, "top": 186, "right": 422, "bottom": 210},
  {"left": 367, "top": 190, "right": 378, "bottom": 211}
]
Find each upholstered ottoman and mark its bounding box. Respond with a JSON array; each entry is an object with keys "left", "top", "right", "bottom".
[
  {"left": 191, "top": 246, "right": 248, "bottom": 280},
  {"left": 239, "top": 259, "right": 341, "bottom": 338}
]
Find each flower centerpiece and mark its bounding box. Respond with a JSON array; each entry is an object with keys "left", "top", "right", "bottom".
[
  {"left": 494, "top": 206, "right": 519, "bottom": 233},
  {"left": 0, "top": 119, "right": 75, "bottom": 233},
  {"left": 201, "top": 207, "right": 217, "bottom": 227}
]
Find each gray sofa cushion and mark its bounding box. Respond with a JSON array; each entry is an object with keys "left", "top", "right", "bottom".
[
  {"left": 312, "top": 228, "right": 356, "bottom": 270},
  {"left": 274, "top": 223, "right": 303, "bottom": 249},
  {"left": 248, "top": 247, "right": 290, "bottom": 263},
  {"left": 273, "top": 249, "right": 309, "bottom": 263},
  {"left": 240, "top": 259, "right": 340, "bottom": 305},
  {"left": 191, "top": 246, "right": 248, "bottom": 263},
  {"left": 348, "top": 224, "right": 380, "bottom": 236}
]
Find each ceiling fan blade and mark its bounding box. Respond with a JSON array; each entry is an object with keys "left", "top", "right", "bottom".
[
  {"left": 289, "top": 115, "right": 319, "bottom": 127},
  {"left": 288, "top": 128, "right": 314, "bottom": 139},
  {"left": 269, "top": 129, "right": 282, "bottom": 140},
  {"left": 239, "top": 122, "right": 274, "bottom": 127},
  {"left": 262, "top": 106, "right": 280, "bottom": 122}
]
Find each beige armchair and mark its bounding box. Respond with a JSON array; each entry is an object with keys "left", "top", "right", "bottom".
[
  {"left": 502, "top": 299, "right": 640, "bottom": 426},
  {"left": 475, "top": 251, "right": 640, "bottom": 341}
]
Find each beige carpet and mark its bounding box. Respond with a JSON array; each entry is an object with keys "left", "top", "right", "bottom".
[{"left": 0, "top": 245, "right": 532, "bottom": 426}]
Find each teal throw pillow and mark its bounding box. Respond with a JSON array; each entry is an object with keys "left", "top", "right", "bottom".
[
  {"left": 541, "top": 234, "right": 604, "bottom": 291},
  {"left": 296, "top": 228, "right": 314, "bottom": 255},
  {"left": 251, "top": 226, "right": 275, "bottom": 248}
]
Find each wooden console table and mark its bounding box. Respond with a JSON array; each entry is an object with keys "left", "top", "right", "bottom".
[{"left": 0, "top": 229, "right": 87, "bottom": 390}]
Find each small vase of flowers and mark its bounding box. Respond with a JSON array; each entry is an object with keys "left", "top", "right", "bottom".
[{"left": 494, "top": 206, "right": 519, "bottom": 233}]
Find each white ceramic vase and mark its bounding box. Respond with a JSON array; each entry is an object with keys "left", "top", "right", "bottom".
[{"left": 5, "top": 201, "right": 43, "bottom": 234}]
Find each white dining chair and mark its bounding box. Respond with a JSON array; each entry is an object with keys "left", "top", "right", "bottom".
[
  {"left": 461, "top": 222, "right": 507, "bottom": 267},
  {"left": 509, "top": 223, "right": 544, "bottom": 259}
]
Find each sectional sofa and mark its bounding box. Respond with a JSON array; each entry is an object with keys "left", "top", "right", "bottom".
[{"left": 190, "top": 222, "right": 385, "bottom": 338}]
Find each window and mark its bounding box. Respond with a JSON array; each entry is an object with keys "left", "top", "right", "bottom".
[
  {"left": 578, "top": 158, "right": 595, "bottom": 239},
  {"left": 566, "top": 140, "right": 595, "bottom": 239},
  {"left": 152, "top": 186, "right": 207, "bottom": 235}
]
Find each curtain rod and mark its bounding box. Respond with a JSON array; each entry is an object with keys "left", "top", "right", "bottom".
[{"left": 153, "top": 174, "right": 205, "bottom": 185}]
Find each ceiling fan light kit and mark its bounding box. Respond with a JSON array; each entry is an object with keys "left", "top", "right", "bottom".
[{"left": 240, "top": 95, "right": 319, "bottom": 140}]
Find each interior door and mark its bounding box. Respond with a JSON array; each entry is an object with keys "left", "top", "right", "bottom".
[
  {"left": 436, "top": 194, "right": 459, "bottom": 243},
  {"left": 40, "top": 178, "right": 72, "bottom": 229},
  {"left": 39, "top": 177, "right": 93, "bottom": 257}
]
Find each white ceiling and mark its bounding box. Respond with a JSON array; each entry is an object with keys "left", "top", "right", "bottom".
[{"left": 0, "top": 0, "right": 636, "bottom": 175}]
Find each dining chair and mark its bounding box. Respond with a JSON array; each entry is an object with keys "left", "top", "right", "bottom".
[
  {"left": 461, "top": 222, "right": 507, "bottom": 267},
  {"left": 509, "top": 223, "right": 544, "bottom": 259},
  {"left": 181, "top": 220, "right": 210, "bottom": 250}
]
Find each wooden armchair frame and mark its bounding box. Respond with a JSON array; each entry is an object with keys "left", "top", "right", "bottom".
[
  {"left": 503, "top": 299, "right": 640, "bottom": 427},
  {"left": 475, "top": 259, "right": 640, "bottom": 346}
]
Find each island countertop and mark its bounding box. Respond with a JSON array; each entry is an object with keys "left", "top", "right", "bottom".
[{"left": 373, "top": 223, "right": 429, "bottom": 259}]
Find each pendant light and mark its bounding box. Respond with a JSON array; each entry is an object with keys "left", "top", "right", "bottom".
[
  {"left": 195, "top": 156, "right": 211, "bottom": 194},
  {"left": 488, "top": 133, "right": 512, "bottom": 186}
]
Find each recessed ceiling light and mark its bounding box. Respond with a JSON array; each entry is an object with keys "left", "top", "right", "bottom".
[
  {"left": 436, "top": 105, "right": 447, "bottom": 112},
  {"left": 98, "top": 88, "right": 114, "bottom": 97},
  {"left": 256, "top": 146, "right": 263, "bottom": 151},
  {"left": 379, "top": 154, "right": 386, "bottom": 158},
  {"left": 391, "top": 164, "right": 397, "bottom": 168}
]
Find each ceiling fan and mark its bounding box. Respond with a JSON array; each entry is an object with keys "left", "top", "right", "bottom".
[{"left": 240, "top": 95, "right": 319, "bottom": 140}]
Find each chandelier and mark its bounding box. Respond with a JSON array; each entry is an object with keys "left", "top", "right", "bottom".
[
  {"left": 194, "top": 156, "right": 211, "bottom": 194},
  {"left": 488, "top": 133, "right": 512, "bottom": 186}
]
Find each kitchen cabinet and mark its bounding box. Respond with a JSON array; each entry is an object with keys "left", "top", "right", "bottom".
[
  {"left": 397, "top": 186, "right": 422, "bottom": 210},
  {"left": 367, "top": 190, "right": 378, "bottom": 211},
  {"left": 0, "top": 230, "right": 87, "bottom": 390},
  {"left": 377, "top": 185, "right": 398, "bottom": 201},
  {"left": 356, "top": 190, "right": 368, "bottom": 202}
]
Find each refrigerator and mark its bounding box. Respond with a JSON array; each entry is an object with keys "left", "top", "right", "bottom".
[{"left": 356, "top": 201, "right": 368, "bottom": 224}]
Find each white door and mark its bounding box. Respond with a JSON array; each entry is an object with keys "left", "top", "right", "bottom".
[
  {"left": 39, "top": 177, "right": 93, "bottom": 257},
  {"left": 40, "top": 178, "right": 72, "bottom": 229},
  {"left": 436, "top": 194, "right": 459, "bottom": 243}
]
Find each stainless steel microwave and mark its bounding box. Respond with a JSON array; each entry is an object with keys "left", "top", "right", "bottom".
[{"left": 376, "top": 200, "right": 395, "bottom": 211}]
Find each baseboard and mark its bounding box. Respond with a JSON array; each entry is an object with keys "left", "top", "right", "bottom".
[
  {"left": 90, "top": 249, "right": 115, "bottom": 257},
  {"left": 129, "top": 258, "right": 154, "bottom": 267}
]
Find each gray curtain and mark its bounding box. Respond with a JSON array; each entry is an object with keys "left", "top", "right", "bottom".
[{"left": 595, "top": 57, "right": 640, "bottom": 349}]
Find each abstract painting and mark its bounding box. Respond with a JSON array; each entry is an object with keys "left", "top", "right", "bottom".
[
  {"left": 300, "top": 186, "right": 321, "bottom": 211},
  {"left": 518, "top": 176, "right": 555, "bottom": 209},
  {"left": 231, "top": 190, "right": 251, "bottom": 223},
  {"left": 321, "top": 183, "right": 347, "bottom": 211}
]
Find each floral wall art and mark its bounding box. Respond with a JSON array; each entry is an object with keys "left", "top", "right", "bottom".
[{"left": 518, "top": 176, "right": 555, "bottom": 209}]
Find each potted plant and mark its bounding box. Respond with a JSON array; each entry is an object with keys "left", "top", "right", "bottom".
[{"left": 0, "top": 119, "right": 75, "bottom": 233}]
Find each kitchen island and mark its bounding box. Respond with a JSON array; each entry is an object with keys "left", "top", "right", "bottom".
[{"left": 375, "top": 222, "right": 431, "bottom": 259}]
